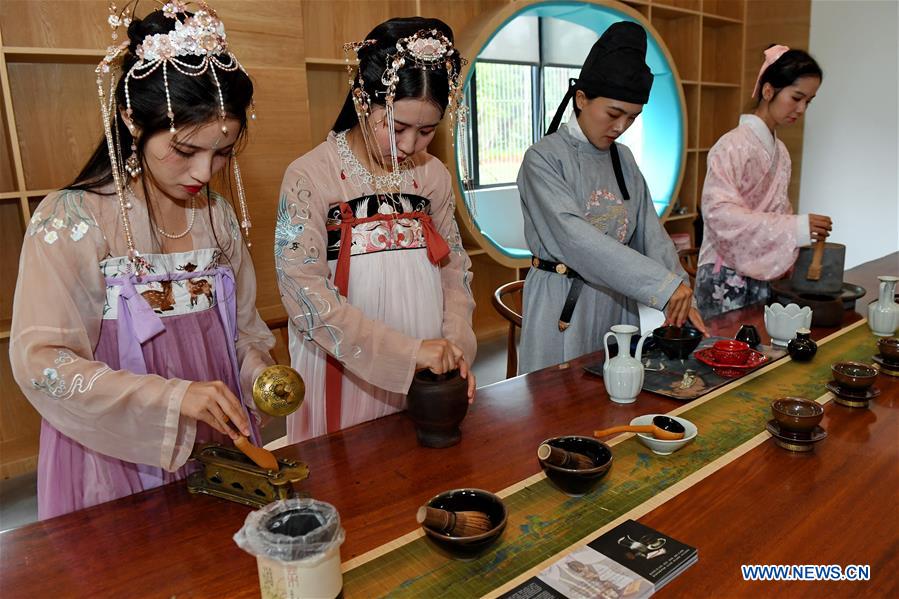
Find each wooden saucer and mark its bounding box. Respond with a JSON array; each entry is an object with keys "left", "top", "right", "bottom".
[
  {"left": 825, "top": 381, "right": 880, "bottom": 408},
  {"left": 872, "top": 354, "right": 899, "bottom": 377},
  {"left": 766, "top": 420, "right": 826, "bottom": 452}
]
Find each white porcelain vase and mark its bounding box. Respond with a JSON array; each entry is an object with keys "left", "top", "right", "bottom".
[
  {"left": 603, "top": 324, "right": 649, "bottom": 404},
  {"left": 764, "top": 302, "right": 812, "bottom": 346},
  {"left": 868, "top": 275, "right": 899, "bottom": 337}
]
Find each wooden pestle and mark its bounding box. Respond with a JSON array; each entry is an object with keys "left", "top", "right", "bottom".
[
  {"left": 806, "top": 237, "right": 826, "bottom": 280},
  {"left": 234, "top": 436, "right": 279, "bottom": 471},
  {"left": 537, "top": 444, "right": 594, "bottom": 469},
  {"left": 416, "top": 506, "right": 492, "bottom": 537}
]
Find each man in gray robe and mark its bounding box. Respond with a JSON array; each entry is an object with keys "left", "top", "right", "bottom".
[{"left": 518, "top": 22, "right": 704, "bottom": 374}]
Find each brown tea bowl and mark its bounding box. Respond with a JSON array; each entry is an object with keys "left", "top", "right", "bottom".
[
  {"left": 710, "top": 339, "right": 751, "bottom": 365},
  {"left": 420, "top": 488, "right": 507, "bottom": 558},
  {"left": 877, "top": 337, "right": 899, "bottom": 364},
  {"left": 652, "top": 325, "right": 704, "bottom": 360},
  {"left": 771, "top": 397, "right": 824, "bottom": 433},
  {"left": 538, "top": 436, "right": 613, "bottom": 497},
  {"left": 831, "top": 362, "right": 878, "bottom": 391}
]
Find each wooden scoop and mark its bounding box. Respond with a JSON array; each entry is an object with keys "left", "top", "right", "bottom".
[
  {"left": 806, "top": 237, "right": 826, "bottom": 281},
  {"left": 416, "top": 506, "right": 492, "bottom": 537},
  {"left": 234, "top": 435, "right": 279, "bottom": 471},
  {"left": 537, "top": 444, "right": 594, "bottom": 470},
  {"left": 594, "top": 415, "right": 685, "bottom": 441}
]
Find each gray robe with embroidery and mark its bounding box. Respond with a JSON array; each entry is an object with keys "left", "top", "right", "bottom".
[{"left": 517, "top": 122, "right": 687, "bottom": 374}]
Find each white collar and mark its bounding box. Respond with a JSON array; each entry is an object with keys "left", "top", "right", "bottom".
[
  {"left": 739, "top": 114, "right": 776, "bottom": 156},
  {"left": 566, "top": 114, "right": 590, "bottom": 143}
]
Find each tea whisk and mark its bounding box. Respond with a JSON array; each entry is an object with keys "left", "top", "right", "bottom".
[
  {"left": 537, "top": 444, "right": 595, "bottom": 469},
  {"left": 416, "top": 506, "right": 493, "bottom": 537}
]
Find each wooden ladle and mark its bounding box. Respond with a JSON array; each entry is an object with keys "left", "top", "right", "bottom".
[
  {"left": 234, "top": 435, "right": 279, "bottom": 471},
  {"left": 594, "top": 415, "right": 686, "bottom": 440},
  {"left": 806, "top": 237, "right": 826, "bottom": 281}
]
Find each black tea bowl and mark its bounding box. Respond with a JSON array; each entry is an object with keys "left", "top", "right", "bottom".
[
  {"left": 420, "top": 489, "right": 507, "bottom": 558},
  {"left": 537, "top": 436, "right": 613, "bottom": 496},
  {"left": 652, "top": 325, "right": 704, "bottom": 360}
]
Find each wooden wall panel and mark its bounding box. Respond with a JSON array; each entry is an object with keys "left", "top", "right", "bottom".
[
  {"left": 302, "top": 0, "right": 418, "bottom": 59},
  {"left": 305, "top": 65, "right": 350, "bottom": 149},
  {"left": 0, "top": 338, "right": 40, "bottom": 480},
  {"left": 419, "top": 0, "right": 510, "bottom": 38},
  {"left": 0, "top": 97, "right": 15, "bottom": 192},
  {"left": 238, "top": 66, "right": 310, "bottom": 319},
  {"left": 0, "top": 201, "right": 22, "bottom": 322},
  {"left": 0, "top": 1, "right": 107, "bottom": 48},
  {"left": 8, "top": 62, "right": 102, "bottom": 191},
  {"left": 214, "top": 1, "right": 305, "bottom": 69},
  {"left": 743, "top": 0, "right": 811, "bottom": 208}
]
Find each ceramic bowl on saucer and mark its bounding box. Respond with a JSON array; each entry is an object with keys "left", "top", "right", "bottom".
[
  {"left": 877, "top": 337, "right": 899, "bottom": 364},
  {"left": 651, "top": 326, "right": 703, "bottom": 360},
  {"left": 709, "top": 339, "right": 751, "bottom": 365},
  {"left": 831, "top": 362, "right": 878, "bottom": 390},
  {"left": 764, "top": 303, "right": 812, "bottom": 346},
  {"left": 537, "top": 436, "right": 613, "bottom": 496},
  {"left": 420, "top": 489, "right": 506, "bottom": 558},
  {"left": 824, "top": 380, "right": 881, "bottom": 408},
  {"left": 629, "top": 414, "right": 697, "bottom": 455},
  {"left": 872, "top": 354, "right": 899, "bottom": 377},
  {"left": 766, "top": 420, "right": 826, "bottom": 452},
  {"left": 694, "top": 348, "right": 768, "bottom": 378},
  {"left": 771, "top": 397, "right": 823, "bottom": 433}
]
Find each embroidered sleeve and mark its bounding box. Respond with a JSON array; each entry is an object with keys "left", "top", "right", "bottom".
[
  {"left": 9, "top": 190, "right": 195, "bottom": 471},
  {"left": 432, "top": 167, "right": 477, "bottom": 365},
  {"left": 275, "top": 162, "right": 422, "bottom": 394}
]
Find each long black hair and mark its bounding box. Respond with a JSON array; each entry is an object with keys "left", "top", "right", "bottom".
[
  {"left": 331, "top": 17, "right": 461, "bottom": 133},
  {"left": 755, "top": 47, "right": 822, "bottom": 105},
  {"left": 68, "top": 9, "right": 254, "bottom": 254}
]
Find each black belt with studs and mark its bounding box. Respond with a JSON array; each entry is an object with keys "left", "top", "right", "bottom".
[{"left": 531, "top": 257, "right": 584, "bottom": 332}]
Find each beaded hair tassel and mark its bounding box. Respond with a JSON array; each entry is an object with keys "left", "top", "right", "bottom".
[
  {"left": 95, "top": 1, "right": 255, "bottom": 262},
  {"left": 342, "top": 30, "right": 469, "bottom": 199}
]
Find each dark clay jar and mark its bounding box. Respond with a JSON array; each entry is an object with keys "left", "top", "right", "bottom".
[
  {"left": 788, "top": 328, "right": 818, "bottom": 362},
  {"left": 406, "top": 369, "right": 469, "bottom": 448}
]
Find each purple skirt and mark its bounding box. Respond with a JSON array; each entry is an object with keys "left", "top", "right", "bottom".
[{"left": 37, "top": 308, "right": 252, "bottom": 520}]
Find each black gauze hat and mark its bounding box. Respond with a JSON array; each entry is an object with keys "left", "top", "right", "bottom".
[{"left": 546, "top": 21, "right": 654, "bottom": 135}]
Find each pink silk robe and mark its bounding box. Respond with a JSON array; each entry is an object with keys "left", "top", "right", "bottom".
[
  {"left": 698, "top": 114, "right": 810, "bottom": 281},
  {"left": 10, "top": 187, "right": 275, "bottom": 517}
]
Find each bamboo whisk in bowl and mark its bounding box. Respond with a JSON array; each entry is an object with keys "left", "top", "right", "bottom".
[
  {"left": 417, "top": 506, "right": 492, "bottom": 537},
  {"left": 537, "top": 443, "right": 595, "bottom": 470}
]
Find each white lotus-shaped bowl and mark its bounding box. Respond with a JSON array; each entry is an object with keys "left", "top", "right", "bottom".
[{"left": 764, "top": 302, "right": 813, "bottom": 346}]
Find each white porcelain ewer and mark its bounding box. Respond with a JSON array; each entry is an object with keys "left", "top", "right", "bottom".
[{"left": 603, "top": 324, "right": 650, "bottom": 404}]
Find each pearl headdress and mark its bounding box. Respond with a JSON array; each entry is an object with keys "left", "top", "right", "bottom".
[
  {"left": 341, "top": 29, "right": 471, "bottom": 194},
  {"left": 95, "top": 1, "right": 255, "bottom": 259}
]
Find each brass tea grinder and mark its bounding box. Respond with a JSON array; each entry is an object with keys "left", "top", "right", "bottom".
[{"left": 187, "top": 365, "right": 309, "bottom": 507}]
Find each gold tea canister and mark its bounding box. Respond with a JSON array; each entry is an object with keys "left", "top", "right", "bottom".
[{"left": 253, "top": 365, "right": 305, "bottom": 417}]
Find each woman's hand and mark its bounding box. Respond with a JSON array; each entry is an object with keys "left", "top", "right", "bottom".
[
  {"left": 809, "top": 214, "right": 832, "bottom": 240},
  {"left": 664, "top": 283, "right": 694, "bottom": 328},
  {"left": 181, "top": 381, "right": 249, "bottom": 440},
  {"left": 687, "top": 307, "right": 708, "bottom": 336},
  {"left": 458, "top": 357, "right": 477, "bottom": 404},
  {"left": 416, "top": 338, "right": 464, "bottom": 375}
]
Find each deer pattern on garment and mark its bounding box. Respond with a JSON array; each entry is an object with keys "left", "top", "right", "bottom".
[{"left": 99, "top": 248, "right": 222, "bottom": 317}]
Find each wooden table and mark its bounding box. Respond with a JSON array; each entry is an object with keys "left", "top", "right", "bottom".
[{"left": 1, "top": 256, "right": 895, "bottom": 598}]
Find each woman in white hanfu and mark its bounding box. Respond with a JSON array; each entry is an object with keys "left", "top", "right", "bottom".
[{"left": 276, "top": 18, "right": 476, "bottom": 442}]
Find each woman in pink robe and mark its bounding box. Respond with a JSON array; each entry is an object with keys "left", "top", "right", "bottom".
[{"left": 695, "top": 47, "right": 832, "bottom": 318}]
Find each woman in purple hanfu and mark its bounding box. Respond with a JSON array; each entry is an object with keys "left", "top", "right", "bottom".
[{"left": 9, "top": 3, "right": 274, "bottom": 519}]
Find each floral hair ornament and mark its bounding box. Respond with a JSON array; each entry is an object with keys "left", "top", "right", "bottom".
[
  {"left": 752, "top": 44, "right": 790, "bottom": 100},
  {"left": 342, "top": 29, "right": 471, "bottom": 195},
  {"left": 95, "top": 1, "right": 255, "bottom": 259}
]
